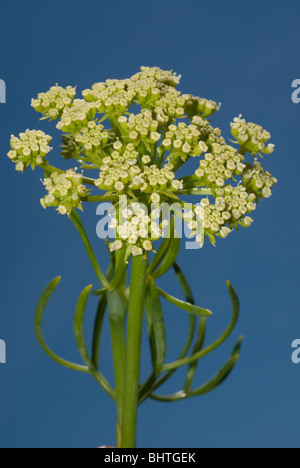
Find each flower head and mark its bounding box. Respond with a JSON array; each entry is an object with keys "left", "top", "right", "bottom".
[
  {"left": 56, "top": 99, "right": 98, "bottom": 133},
  {"left": 9, "top": 67, "right": 277, "bottom": 254},
  {"left": 195, "top": 144, "right": 245, "bottom": 189},
  {"left": 8, "top": 130, "right": 52, "bottom": 171},
  {"left": 198, "top": 184, "right": 257, "bottom": 245},
  {"left": 242, "top": 161, "right": 278, "bottom": 199},
  {"left": 231, "top": 116, "right": 275, "bottom": 156},
  {"left": 31, "top": 85, "right": 76, "bottom": 120},
  {"left": 108, "top": 201, "right": 169, "bottom": 256},
  {"left": 40, "top": 169, "right": 88, "bottom": 215},
  {"left": 95, "top": 148, "right": 181, "bottom": 200}
]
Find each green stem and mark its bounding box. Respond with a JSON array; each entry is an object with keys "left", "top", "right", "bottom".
[
  {"left": 82, "top": 176, "right": 97, "bottom": 186},
  {"left": 83, "top": 195, "right": 120, "bottom": 203},
  {"left": 69, "top": 211, "right": 109, "bottom": 288},
  {"left": 172, "top": 155, "right": 191, "bottom": 172},
  {"left": 107, "top": 288, "right": 127, "bottom": 448},
  {"left": 109, "top": 116, "right": 122, "bottom": 138},
  {"left": 178, "top": 188, "right": 212, "bottom": 196},
  {"left": 121, "top": 254, "right": 149, "bottom": 448},
  {"left": 40, "top": 163, "right": 64, "bottom": 174},
  {"left": 239, "top": 145, "right": 247, "bottom": 156}
]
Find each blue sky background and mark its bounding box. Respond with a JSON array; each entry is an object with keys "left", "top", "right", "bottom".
[{"left": 0, "top": 0, "right": 300, "bottom": 449}]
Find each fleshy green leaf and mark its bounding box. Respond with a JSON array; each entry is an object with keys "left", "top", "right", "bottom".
[
  {"left": 151, "top": 337, "right": 243, "bottom": 402},
  {"left": 163, "top": 191, "right": 180, "bottom": 201},
  {"left": 189, "top": 339, "right": 243, "bottom": 397},
  {"left": 148, "top": 236, "right": 170, "bottom": 276},
  {"left": 35, "top": 277, "right": 89, "bottom": 373},
  {"left": 73, "top": 285, "right": 115, "bottom": 399},
  {"left": 69, "top": 210, "right": 108, "bottom": 288},
  {"left": 144, "top": 262, "right": 197, "bottom": 397},
  {"left": 226, "top": 280, "right": 240, "bottom": 321},
  {"left": 232, "top": 335, "right": 244, "bottom": 356},
  {"left": 107, "top": 289, "right": 127, "bottom": 322},
  {"left": 145, "top": 279, "right": 167, "bottom": 373},
  {"left": 157, "top": 287, "right": 212, "bottom": 317},
  {"left": 109, "top": 248, "right": 128, "bottom": 290},
  {"left": 92, "top": 288, "right": 107, "bottom": 296},
  {"left": 107, "top": 289, "right": 127, "bottom": 420},
  {"left": 184, "top": 318, "right": 206, "bottom": 392},
  {"left": 152, "top": 237, "right": 180, "bottom": 280},
  {"left": 162, "top": 280, "right": 240, "bottom": 372},
  {"left": 151, "top": 218, "right": 180, "bottom": 280},
  {"left": 148, "top": 217, "right": 175, "bottom": 275},
  {"left": 91, "top": 294, "right": 107, "bottom": 368},
  {"left": 173, "top": 262, "right": 194, "bottom": 305}
]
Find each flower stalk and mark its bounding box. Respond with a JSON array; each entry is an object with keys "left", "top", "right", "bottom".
[{"left": 121, "top": 254, "right": 149, "bottom": 448}]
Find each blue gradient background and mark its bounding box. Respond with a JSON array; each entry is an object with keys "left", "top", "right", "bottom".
[{"left": 0, "top": 0, "right": 299, "bottom": 449}]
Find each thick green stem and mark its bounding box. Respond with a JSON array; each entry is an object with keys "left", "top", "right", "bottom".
[
  {"left": 40, "top": 163, "right": 64, "bottom": 174},
  {"left": 239, "top": 145, "right": 247, "bottom": 156},
  {"left": 121, "top": 254, "right": 148, "bottom": 448},
  {"left": 108, "top": 289, "right": 127, "bottom": 448},
  {"left": 83, "top": 195, "right": 119, "bottom": 203},
  {"left": 107, "top": 250, "right": 128, "bottom": 448},
  {"left": 178, "top": 188, "right": 212, "bottom": 196}
]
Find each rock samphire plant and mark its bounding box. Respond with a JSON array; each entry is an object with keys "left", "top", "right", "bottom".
[{"left": 7, "top": 67, "right": 277, "bottom": 448}]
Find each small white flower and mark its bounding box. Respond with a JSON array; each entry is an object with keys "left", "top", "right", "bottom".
[
  {"left": 143, "top": 240, "right": 153, "bottom": 251},
  {"left": 132, "top": 246, "right": 143, "bottom": 256},
  {"left": 110, "top": 240, "right": 123, "bottom": 252},
  {"left": 151, "top": 193, "right": 161, "bottom": 203},
  {"left": 57, "top": 205, "right": 67, "bottom": 215},
  {"left": 15, "top": 162, "right": 24, "bottom": 172}
]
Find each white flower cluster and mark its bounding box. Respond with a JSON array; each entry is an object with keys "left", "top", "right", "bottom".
[
  {"left": 83, "top": 79, "right": 136, "bottom": 115},
  {"left": 197, "top": 185, "right": 257, "bottom": 245},
  {"left": 153, "top": 91, "right": 220, "bottom": 124},
  {"left": 131, "top": 66, "right": 182, "bottom": 88},
  {"left": 40, "top": 170, "right": 88, "bottom": 215},
  {"left": 74, "top": 121, "right": 110, "bottom": 156},
  {"left": 81, "top": 67, "right": 219, "bottom": 124},
  {"left": 195, "top": 143, "right": 245, "bottom": 189},
  {"left": 95, "top": 146, "right": 182, "bottom": 198},
  {"left": 127, "top": 78, "right": 161, "bottom": 109},
  {"left": 162, "top": 122, "right": 208, "bottom": 160},
  {"left": 8, "top": 67, "right": 277, "bottom": 254},
  {"left": 31, "top": 85, "right": 76, "bottom": 120},
  {"left": 95, "top": 154, "right": 141, "bottom": 193},
  {"left": 242, "top": 161, "right": 278, "bottom": 199},
  {"left": 153, "top": 89, "right": 186, "bottom": 123},
  {"left": 142, "top": 163, "right": 183, "bottom": 194},
  {"left": 82, "top": 68, "right": 181, "bottom": 118},
  {"left": 118, "top": 110, "right": 161, "bottom": 146},
  {"left": 8, "top": 129, "right": 52, "bottom": 172},
  {"left": 191, "top": 116, "right": 223, "bottom": 146},
  {"left": 56, "top": 99, "right": 98, "bottom": 133},
  {"left": 109, "top": 201, "right": 169, "bottom": 256},
  {"left": 231, "top": 116, "right": 275, "bottom": 156},
  {"left": 184, "top": 95, "right": 221, "bottom": 118}
]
